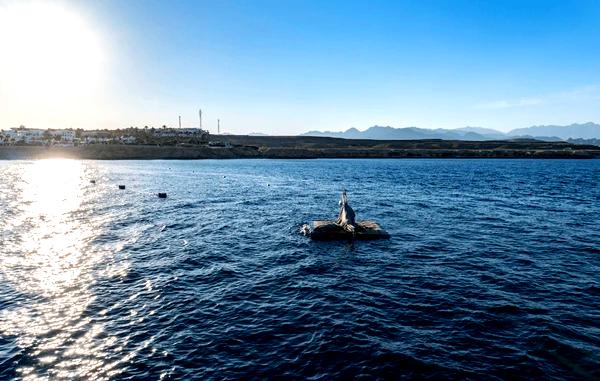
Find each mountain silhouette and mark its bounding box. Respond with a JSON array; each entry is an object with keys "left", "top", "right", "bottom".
[{"left": 301, "top": 123, "right": 600, "bottom": 141}]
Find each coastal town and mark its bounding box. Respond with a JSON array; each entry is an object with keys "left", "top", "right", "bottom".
[{"left": 0, "top": 126, "right": 211, "bottom": 146}]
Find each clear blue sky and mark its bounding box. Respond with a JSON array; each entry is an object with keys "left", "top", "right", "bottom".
[{"left": 2, "top": 0, "right": 600, "bottom": 134}]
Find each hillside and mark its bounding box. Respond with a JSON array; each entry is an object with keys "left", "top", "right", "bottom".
[
  {"left": 508, "top": 122, "right": 600, "bottom": 139},
  {"left": 301, "top": 123, "right": 600, "bottom": 141}
]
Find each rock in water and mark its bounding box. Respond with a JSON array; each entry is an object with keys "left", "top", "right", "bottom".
[
  {"left": 308, "top": 191, "right": 390, "bottom": 240},
  {"left": 310, "top": 220, "right": 390, "bottom": 240}
]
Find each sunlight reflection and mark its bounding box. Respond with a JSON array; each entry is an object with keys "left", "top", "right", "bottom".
[
  {"left": 19, "top": 160, "right": 86, "bottom": 296},
  {"left": 0, "top": 159, "right": 121, "bottom": 380}
]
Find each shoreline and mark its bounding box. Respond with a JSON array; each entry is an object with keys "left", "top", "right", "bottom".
[
  {"left": 1, "top": 136, "right": 599, "bottom": 160},
  {"left": 1, "top": 145, "right": 599, "bottom": 160}
]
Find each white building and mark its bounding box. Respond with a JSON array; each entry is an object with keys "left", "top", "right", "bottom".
[
  {"left": 0, "top": 127, "right": 75, "bottom": 144},
  {"left": 7, "top": 128, "right": 45, "bottom": 143},
  {"left": 119, "top": 136, "right": 137, "bottom": 144},
  {"left": 48, "top": 129, "right": 75, "bottom": 142},
  {"left": 84, "top": 136, "right": 112, "bottom": 144}
]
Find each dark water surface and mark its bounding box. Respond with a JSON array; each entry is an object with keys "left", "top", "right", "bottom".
[{"left": 1, "top": 159, "right": 599, "bottom": 380}]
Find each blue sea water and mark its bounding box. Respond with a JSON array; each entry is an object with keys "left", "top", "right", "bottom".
[{"left": 0, "top": 158, "right": 599, "bottom": 380}]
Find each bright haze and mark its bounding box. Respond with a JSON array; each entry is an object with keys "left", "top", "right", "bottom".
[{"left": 1, "top": 0, "right": 600, "bottom": 135}]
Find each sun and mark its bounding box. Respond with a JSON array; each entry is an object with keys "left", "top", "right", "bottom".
[{"left": 0, "top": 1, "right": 105, "bottom": 102}]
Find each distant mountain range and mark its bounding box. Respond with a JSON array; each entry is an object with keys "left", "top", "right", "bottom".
[{"left": 301, "top": 122, "right": 600, "bottom": 142}]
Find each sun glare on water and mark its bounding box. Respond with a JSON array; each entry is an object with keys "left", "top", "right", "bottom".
[
  {"left": 0, "top": 1, "right": 105, "bottom": 102},
  {"left": 0, "top": 160, "right": 127, "bottom": 379}
]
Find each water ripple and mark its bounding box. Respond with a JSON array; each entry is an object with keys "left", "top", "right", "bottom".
[{"left": 1, "top": 158, "right": 599, "bottom": 380}]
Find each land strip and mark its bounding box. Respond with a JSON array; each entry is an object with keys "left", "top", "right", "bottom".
[{"left": 1, "top": 136, "right": 599, "bottom": 160}]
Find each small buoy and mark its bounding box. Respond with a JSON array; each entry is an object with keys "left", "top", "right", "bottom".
[
  {"left": 90, "top": 180, "right": 96, "bottom": 184},
  {"left": 267, "top": 183, "right": 270, "bottom": 186},
  {"left": 118, "top": 185, "right": 126, "bottom": 190},
  {"left": 158, "top": 193, "right": 167, "bottom": 198}
]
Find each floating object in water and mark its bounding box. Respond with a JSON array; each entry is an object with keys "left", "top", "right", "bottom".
[
  {"left": 306, "top": 191, "right": 390, "bottom": 240},
  {"left": 300, "top": 224, "right": 311, "bottom": 236},
  {"left": 90, "top": 180, "right": 96, "bottom": 184},
  {"left": 118, "top": 185, "right": 126, "bottom": 190},
  {"left": 158, "top": 192, "right": 167, "bottom": 198}
]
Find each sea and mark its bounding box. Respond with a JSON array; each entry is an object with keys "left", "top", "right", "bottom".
[{"left": 0, "top": 158, "right": 599, "bottom": 380}]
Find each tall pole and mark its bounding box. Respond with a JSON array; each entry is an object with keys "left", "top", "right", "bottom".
[
  {"left": 217, "top": 119, "right": 220, "bottom": 135},
  {"left": 178, "top": 115, "right": 181, "bottom": 129},
  {"left": 199, "top": 109, "right": 202, "bottom": 130}
]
